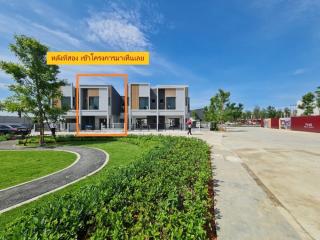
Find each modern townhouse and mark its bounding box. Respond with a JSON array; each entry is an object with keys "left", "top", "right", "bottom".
[
  {"left": 57, "top": 82, "right": 190, "bottom": 132},
  {"left": 57, "top": 84, "right": 122, "bottom": 131},
  {"left": 128, "top": 83, "right": 190, "bottom": 130}
]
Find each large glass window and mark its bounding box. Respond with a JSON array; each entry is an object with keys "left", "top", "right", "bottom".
[
  {"left": 61, "top": 96, "right": 71, "bottom": 110},
  {"left": 166, "top": 97, "right": 176, "bottom": 110},
  {"left": 139, "top": 97, "right": 149, "bottom": 109},
  {"left": 89, "top": 96, "right": 99, "bottom": 110}
]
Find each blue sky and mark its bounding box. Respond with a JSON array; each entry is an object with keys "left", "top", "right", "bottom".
[{"left": 0, "top": 0, "right": 320, "bottom": 110}]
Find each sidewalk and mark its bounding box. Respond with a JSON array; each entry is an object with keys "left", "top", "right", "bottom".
[{"left": 198, "top": 131, "right": 307, "bottom": 240}]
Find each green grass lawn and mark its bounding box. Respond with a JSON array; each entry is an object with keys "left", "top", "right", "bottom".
[
  {"left": 0, "top": 136, "right": 213, "bottom": 239},
  {"left": 0, "top": 150, "right": 77, "bottom": 190},
  {"left": 0, "top": 139, "right": 146, "bottom": 230}
]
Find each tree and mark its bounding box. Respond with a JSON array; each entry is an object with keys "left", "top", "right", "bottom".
[
  {"left": 225, "top": 102, "right": 243, "bottom": 122},
  {"left": 284, "top": 107, "right": 291, "bottom": 117},
  {"left": 242, "top": 110, "right": 252, "bottom": 120},
  {"left": 191, "top": 111, "right": 199, "bottom": 120},
  {"left": 276, "top": 109, "right": 283, "bottom": 118},
  {"left": 0, "top": 35, "right": 66, "bottom": 145},
  {"left": 266, "top": 106, "right": 277, "bottom": 118},
  {"left": 204, "top": 89, "right": 231, "bottom": 124},
  {"left": 260, "top": 108, "right": 267, "bottom": 118},
  {"left": 253, "top": 106, "right": 261, "bottom": 119},
  {"left": 298, "top": 92, "right": 315, "bottom": 116},
  {"left": 315, "top": 86, "right": 320, "bottom": 109}
]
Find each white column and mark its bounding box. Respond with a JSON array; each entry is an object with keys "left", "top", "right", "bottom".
[
  {"left": 70, "top": 83, "right": 73, "bottom": 109},
  {"left": 128, "top": 84, "right": 131, "bottom": 131},
  {"left": 78, "top": 88, "right": 81, "bottom": 130}
]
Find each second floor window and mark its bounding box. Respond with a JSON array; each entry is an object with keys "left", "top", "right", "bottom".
[
  {"left": 89, "top": 96, "right": 99, "bottom": 110},
  {"left": 61, "top": 96, "right": 71, "bottom": 110},
  {"left": 166, "top": 97, "right": 176, "bottom": 110},
  {"left": 139, "top": 97, "right": 149, "bottom": 109}
]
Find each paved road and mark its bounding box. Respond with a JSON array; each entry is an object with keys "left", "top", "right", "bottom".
[
  {"left": 223, "top": 127, "right": 320, "bottom": 240},
  {"left": 0, "top": 141, "right": 108, "bottom": 213},
  {"left": 199, "top": 127, "right": 320, "bottom": 240}
]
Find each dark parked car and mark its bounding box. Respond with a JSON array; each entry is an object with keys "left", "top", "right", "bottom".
[
  {"left": 5, "top": 124, "right": 31, "bottom": 135},
  {"left": 84, "top": 124, "right": 93, "bottom": 130},
  {"left": 0, "top": 124, "right": 16, "bottom": 135}
]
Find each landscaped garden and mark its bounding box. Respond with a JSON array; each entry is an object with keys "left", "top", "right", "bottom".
[
  {"left": 0, "top": 150, "right": 76, "bottom": 190},
  {"left": 0, "top": 135, "right": 215, "bottom": 239}
]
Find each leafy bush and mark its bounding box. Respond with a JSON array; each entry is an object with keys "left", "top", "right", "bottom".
[
  {"left": 18, "top": 135, "right": 118, "bottom": 145},
  {"left": 1, "top": 133, "right": 15, "bottom": 140},
  {"left": 1, "top": 136, "right": 212, "bottom": 239},
  {"left": 0, "top": 135, "right": 7, "bottom": 141},
  {"left": 18, "top": 135, "right": 56, "bottom": 145},
  {"left": 18, "top": 134, "right": 161, "bottom": 146}
]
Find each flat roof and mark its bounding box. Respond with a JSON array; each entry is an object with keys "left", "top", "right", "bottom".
[
  {"left": 79, "top": 84, "right": 110, "bottom": 88},
  {"left": 63, "top": 82, "right": 188, "bottom": 88},
  {"left": 129, "top": 82, "right": 150, "bottom": 85},
  {"left": 154, "top": 85, "right": 188, "bottom": 88}
]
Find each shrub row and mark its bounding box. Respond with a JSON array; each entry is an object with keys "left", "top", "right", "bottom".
[
  {"left": 2, "top": 136, "right": 212, "bottom": 239},
  {"left": 18, "top": 134, "right": 145, "bottom": 145},
  {"left": 0, "top": 135, "right": 7, "bottom": 141},
  {"left": 0, "top": 133, "right": 14, "bottom": 141}
]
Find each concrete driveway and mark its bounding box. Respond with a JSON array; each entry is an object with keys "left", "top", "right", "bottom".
[{"left": 202, "top": 127, "right": 320, "bottom": 240}]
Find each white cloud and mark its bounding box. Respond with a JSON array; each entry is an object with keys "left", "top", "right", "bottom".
[
  {"left": 87, "top": 16, "right": 149, "bottom": 50},
  {"left": 292, "top": 68, "right": 306, "bottom": 75},
  {"left": 31, "top": 23, "right": 81, "bottom": 48},
  {"left": 85, "top": 1, "right": 164, "bottom": 50},
  {"left": 0, "top": 15, "right": 83, "bottom": 49}
]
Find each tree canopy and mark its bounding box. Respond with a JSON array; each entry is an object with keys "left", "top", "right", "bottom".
[
  {"left": 298, "top": 92, "right": 315, "bottom": 116},
  {"left": 0, "top": 35, "right": 66, "bottom": 145},
  {"left": 204, "top": 89, "right": 243, "bottom": 124},
  {"left": 315, "top": 86, "right": 320, "bottom": 109}
]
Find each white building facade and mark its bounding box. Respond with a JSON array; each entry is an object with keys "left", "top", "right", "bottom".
[
  {"left": 128, "top": 83, "right": 190, "bottom": 130},
  {"left": 58, "top": 84, "right": 122, "bottom": 131},
  {"left": 59, "top": 83, "right": 190, "bottom": 131}
]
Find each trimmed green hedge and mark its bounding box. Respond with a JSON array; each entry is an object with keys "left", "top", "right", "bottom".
[
  {"left": 2, "top": 136, "right": 212, "bottom": 239},
  {"left": 0, "top": 135, "right": 7, "bottom": 142},
  {"left": 18, "top": 134, "right": 142, "bottom": 145},
  {"left": 0, "top": 134, "right": 14, "bottom": 141}
]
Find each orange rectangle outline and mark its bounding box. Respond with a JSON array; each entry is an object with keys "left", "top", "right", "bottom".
[{"left": 75, "top": 73, "right": 128, "bottom": 137}]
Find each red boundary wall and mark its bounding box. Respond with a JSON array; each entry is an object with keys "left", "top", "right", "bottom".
[
  {"left": 291, "top": 116, "right": 320, "bottom": 133},
  {"left": 271, "top": 118, "right": 279, "bottom": 129}
]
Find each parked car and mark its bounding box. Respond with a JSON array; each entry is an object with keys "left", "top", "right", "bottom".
[
  {"left": 0, "top": 124, "right": 16, "bottom": 135},
  {"left": 6, "top": 124, "right": 31, "bottom": 135},
  {"left": 84, "top": 124, "right": 93, "bottom": 130}
]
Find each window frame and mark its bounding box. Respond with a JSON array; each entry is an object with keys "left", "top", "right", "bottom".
[
  {"left": 166, "top": 97, "right": 176, "bottom": 110},
  {"left": 89, "top": 96, "right": 99, "bottom": 110},
  {"left": 61, "top": 96, "right": 71, "bottom": 110},
  {"left": 139, "top": 97, "right": 149, "bottom": 110}
]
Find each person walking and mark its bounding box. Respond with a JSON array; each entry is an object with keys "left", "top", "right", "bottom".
[
  {"left": 187, "top": 119, "right": 192, "bottom": 135},
  {"left": 49, "top": 122, "right": 56, "bottom": 138}
]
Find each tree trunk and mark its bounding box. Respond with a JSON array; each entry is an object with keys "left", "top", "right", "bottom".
[{"left": 39, "top": 117, "right": 45, "bottom": 146}]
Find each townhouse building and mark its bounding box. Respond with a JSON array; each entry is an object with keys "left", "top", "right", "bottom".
[
  {"left": 58, "top": 82, "right": 190, "bottom": 131},
  {"left": 129, "top": 83, "right": 190, "bottom": 130},
  {"left": 57, "top": 84, "right": 122, "bottom": 131}
]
